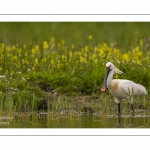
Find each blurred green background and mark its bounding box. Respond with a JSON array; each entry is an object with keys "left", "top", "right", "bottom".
[{"left": 0, "top": 22, "right": 150, "bottom": 51}]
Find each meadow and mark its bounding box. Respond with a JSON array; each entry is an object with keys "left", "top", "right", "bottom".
[{"left": 0, "top": 22, "right": 150, "bottom": 117}]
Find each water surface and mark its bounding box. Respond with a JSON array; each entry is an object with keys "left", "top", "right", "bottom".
[{"left": 0, "top": 113, "right": 150, "bottom": 128}]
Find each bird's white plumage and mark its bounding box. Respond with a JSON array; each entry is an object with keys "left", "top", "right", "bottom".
[{"left": 104, "top": 62, "right": 147, "bottom": 104}]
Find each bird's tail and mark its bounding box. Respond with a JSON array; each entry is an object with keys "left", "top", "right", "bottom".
[{"left": 137, "top": 84, "right": 147, "bottom": 95}]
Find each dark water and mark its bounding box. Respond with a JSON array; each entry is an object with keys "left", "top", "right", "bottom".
[{"left": 0, "top": 114, "right": 150, "bottom": 128}]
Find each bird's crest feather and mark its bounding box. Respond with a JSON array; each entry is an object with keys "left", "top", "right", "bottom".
[{"left": 114, "top": 67, "right": 123, "bottom": 74}]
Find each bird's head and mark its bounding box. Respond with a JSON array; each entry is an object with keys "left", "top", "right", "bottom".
[
  {"left": 100, "top": 62, "right": 123, "bottom": 92},
  {"left": 106, "top": 62, "right": 123, "bottom": 74}
]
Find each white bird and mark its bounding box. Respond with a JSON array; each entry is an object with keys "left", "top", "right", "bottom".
[{"left": 101, "top": 62, "right": 147, "bottom": 115}]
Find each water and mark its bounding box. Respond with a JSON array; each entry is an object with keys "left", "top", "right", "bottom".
[{"left": 0, "top": 113, "right": 150, "bottom": 128}]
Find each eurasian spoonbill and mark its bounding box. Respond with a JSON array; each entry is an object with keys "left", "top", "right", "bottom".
[{"left": 101, "top": 62, "right": 147, "bottom": 115}]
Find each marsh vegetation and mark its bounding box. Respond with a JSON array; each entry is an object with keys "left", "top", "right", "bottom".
[{"left": 0, "top": 22, "right": 150, "bottom": 127}]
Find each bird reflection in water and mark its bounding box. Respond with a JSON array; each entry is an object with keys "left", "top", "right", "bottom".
[{"left": 116, "top": 116, "right": 134, "bottom": 128}]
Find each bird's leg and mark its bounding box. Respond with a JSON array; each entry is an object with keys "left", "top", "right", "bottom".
[
  {"left": 118, "top": 103, "right": 121, "bottom": 116},
  {"left": 115, "top": 98, "right": 121, "bottom": 116}
]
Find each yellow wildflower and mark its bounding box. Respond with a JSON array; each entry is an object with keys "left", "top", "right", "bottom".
[
  {"left": 61, "top": 40, "right": 65, "bottom": 45},
  {"left": 43, "top": 41, "right": 49, "bottom": 49},
  {"left": 62, "top": 55, "right": 66, "bottom": 61},
  {"left": 12, "top": 45, "right": 16, "bottom": 50},
  {"left": 71, "top": 44, "right": 74, "bottom": 49},
  {"left": 99, "top": 49, "right": 105, "bottom": 57},
  {"left": 57, "top": 63, "right": 61, "bottom": 69},
  {"left": 115, "top": 75, "right": 118, "bottom": 78},
  {"left": 23, "top": 44, "right": 26, "bottom": 49},
  {"left": 42, "top": 58, "right": 47, "bottom": 63},
  {"left": 85, "top": 46, "right": 89, "bottom": 52},
  {"left": 140, "top": 39, "right": 143, "bottom": 46},
  {"left": 6, "top": 70, "right": 8, "bottom": 75},
  {"left": 137, "top": 60, "right": 141, "bottom": 65},
  {"left": 77, "top": 51, "right": 82, "bottom": 56},
  {"left": 69, "top": 51, "right": 72, "bottom": 60},
  {"left": 94, "top": 47, "right": 98, "bottom": 52},
  {"left": 51, "top": 60, "right": 54, "bottom": 64},
  {"left": 35, "top": 59, "right": 38, "bottom": 64},
  {"left": 88, "top": 35, "right": 93, "bottom": 40},
  {"left": 25, "top": 52, "right": 28, "bottom": 57},
  {"left": 94, "top": 59, "right": 98, "bottom": 65},
  {"left": 80, "top": 56, "right": 87, "bottom": 63},
  {"left": 13, "top": 56, "right": 18, "bottom": 60},
  {"left": 35, "top": 45, "right": 40, "bottom": 51},
  {"left": 134, "top": 46, "right": 142, "bottom": 56},
  {"left": 6, "top": 46, "right": 11, "bottom": 51},
  {"left": 18, "top": 48, "right": 22, "bottom": 54},
  {"left": 57, "top": 43, "right": 61, "bottom": 48},
  {"left": 50, "top": 37, "right": 55, "bottom": 43},
  {"left": 92, "top": 54, "right": 97, "bottom": 60},
  {"left": 1, "top": 43, "right": 5, "bottom": 49},
  {"left": 122, "top": 53, "right": 129, "bottom": 62},
  {"left": 31, "top": 48, "right": 36, "bottom": 55}
]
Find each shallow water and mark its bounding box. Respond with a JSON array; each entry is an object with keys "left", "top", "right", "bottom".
[{"left": 0, "top": 113, "right": 150, "bottom": 128}]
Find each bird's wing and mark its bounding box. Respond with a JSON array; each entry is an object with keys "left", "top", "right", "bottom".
[{"left": 119, "top": 80, "right": 146, "bottom": 96}]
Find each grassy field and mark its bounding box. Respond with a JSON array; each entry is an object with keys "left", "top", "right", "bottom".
[{"left": 0, "top": 22, "right": 150, "bottom": 116}]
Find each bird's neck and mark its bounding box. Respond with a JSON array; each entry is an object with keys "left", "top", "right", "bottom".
[{"left": 107, "top": 70, "right": 114, "bottom": 89}]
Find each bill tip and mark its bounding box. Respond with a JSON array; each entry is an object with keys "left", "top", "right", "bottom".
[{"left": 101, "top": 88, "right": 106, "bottom": 92}]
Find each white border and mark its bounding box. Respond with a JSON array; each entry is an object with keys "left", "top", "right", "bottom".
[
  {"left": 0, "top": 14, "right": 150, "bottom": 22},
  {"left": 0, "top": 135, "right": 149, "bottom": 150},
  {"left": 0, "top": 0, "right": 150, "bottom": 15},
  {"left": 0, "top": 129, "right": 150, "bottom": 135}
]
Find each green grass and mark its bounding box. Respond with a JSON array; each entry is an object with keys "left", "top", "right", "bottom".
[{"left": 0, "top": 22, "right": 150, "bottom": 117}]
